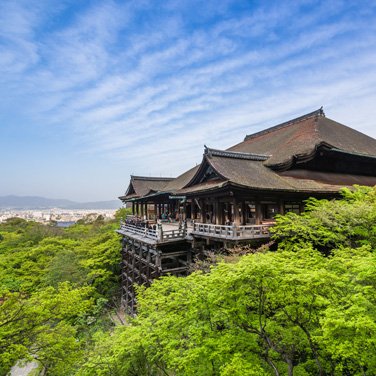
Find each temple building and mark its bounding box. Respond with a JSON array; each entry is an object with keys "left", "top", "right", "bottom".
[{"left": 117, "top": 108, "right": 376, "bottom": 313}]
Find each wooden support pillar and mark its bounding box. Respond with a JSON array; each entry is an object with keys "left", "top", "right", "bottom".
[
  {"left": 138, "top": 246, "right": 142, "bottom": 283},
  {"left": 144, "top": 203, "right": 148, "bottom": 219},
  {"left": 201, "top": 199, "right": 206, "bottom": 223},
  {"left": 136, "top": 203, "right": 139, "bottom": 216},
  {"left": 278, "top": 199, "right": 284, "bottom": 216},
  {"left": 191, "top": 200, "right": 195, "bottom": 220},
  {"left": 140, "top": 203, "right": 144, "bottom": 218},
  {"left": 146, "top": 247, "right": 151, "bottom": 285},
  {"left": 218, "top": 202, "right": 224, "bottom": 225},
  {"left": 187, "top": 249, "right": 192, "bottom": 270},
  {"left": 224, "top": 202, "right": 230, "bottom": 224},
  {"left": 241, "top": 201, "right": 246, "bottom": 225},
  {"left": 233, "top": 198, "right": 240, "bottom": 226},
  {"left": 214, "top": 201, "right": 220, "bottom": 225},
  {"left": 132, "top": 202, "right": 135, "bottom": 215},
  {"left": 156, "top": 251, "right": 161, "bottom": 277},
  {"left": 255, "top": 199, "right": 262, "bottom": 225}
]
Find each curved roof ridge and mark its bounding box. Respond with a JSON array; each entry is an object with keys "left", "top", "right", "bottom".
[
  {"left": 131, "top": 175, "right": 174, "bottom": 181},
  {"left": 329, "top": 147, "right": 376, "bottom": 159},
  {"left": 204, "top": 146, "right": 270, "bottom": 161},
  {"left": 244, "top": 107, "right": 325, "bottom": 141}
]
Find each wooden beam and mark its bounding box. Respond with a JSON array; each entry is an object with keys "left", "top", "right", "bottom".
[
  {"left": 160, "top": 250, "right": 190, "bottom": 258},
  {"left": 214, "top": 201, "right": 220, "bottom": 225},
  {"left": 161, "top": 266, "right": 189, "bottom": 274},
  {"left": 241, "top": 201, "right": 246, "bottom": 225},
  {"left": 233, "top": 198, "right": 240, "bottom": 225},
  {"left": 201, "top": 199, "right": 207, "bottom": 223},
  {"left": 255, "top": 198, "right": 262, "bottom": 225}
]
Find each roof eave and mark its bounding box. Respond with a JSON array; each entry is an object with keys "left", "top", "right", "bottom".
[
  {"left": 183, "top": 154, "right": 228, "bottom": 188},
  {"left": 266, "top": 141, "right": 335, "bottom": 171},
  {"left": 180, "top": 180, "right": 343, "bottom": 196}
]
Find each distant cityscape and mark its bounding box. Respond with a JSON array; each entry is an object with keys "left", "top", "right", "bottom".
[{"left": 0, "top": 208, "right": 117, "bottom": 225}]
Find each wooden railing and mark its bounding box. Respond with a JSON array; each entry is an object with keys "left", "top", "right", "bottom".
[
  {"left": 119, "top": 221, "right": 158, "bottom": 240},
  {"left": 192, "top": 222, "right": 272, "bottom": 239},
  {"left": 159, "top": 227, "right": 186, "bottom": 241},
  {"left": 119, "top": 217, "right": 272, "bottom": 242},
  {"left": 119, "top": 218, "right": 187, "bottom": 243}
]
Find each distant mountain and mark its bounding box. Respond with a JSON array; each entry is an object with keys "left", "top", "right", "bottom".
[{"left": 0, "top": 195, "right": 121, "bottom": 210}]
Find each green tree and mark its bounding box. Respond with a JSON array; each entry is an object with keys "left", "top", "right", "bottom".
[
  {"left": 271, "top": 185, "right": 376, "bottom": 253},
  {"left": 78, "top": 230, "right": 376, "bottom": 375},
  {"left": 76, "top": 187, "right": 376, "bottom": 375},
  {"left": 0, "top": 283, "right": 93, "bottom": 375},
  {"left": 0, "top": 217, "right": 122, "bottom": 375}
]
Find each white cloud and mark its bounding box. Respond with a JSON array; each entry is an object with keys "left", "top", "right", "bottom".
[{"left": 1, "top": 0, "right": 375, "bottom": 200}]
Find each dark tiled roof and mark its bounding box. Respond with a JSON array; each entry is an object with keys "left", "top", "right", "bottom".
[
  {"left": 208, "top": 155, "right": 345, "bottom": 193},
  {"left": 120, "top": 176, "right": 174, "bottom": 201},
  {"left": 131, "top": 176, "right": 173, "bottom": 196},
  {"left": 176, "top": 153, "right": 357, "bottom": 195},
  {"left": 229, "top": 108, "right": 376, "bottom": 169},
  {"left": 120, "top": 167, "right": 200, "bottom": 201},
  {"left": 204, "top": 146, "right": 270, "bottom": 161},
  {"left": 164, "top": 165, "right": 200, "bottom": 192},
  {"left": 243, "top": 108, "right": 324, "bottom": 141},
  {"left": 178, "top": 180, "right": 227, "bottom": 194},
  {"left": 278, "top": 169, "right": 376, "bottom": 187}
]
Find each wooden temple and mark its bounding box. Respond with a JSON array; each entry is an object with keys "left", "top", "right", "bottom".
[{"left": 118, "top": 108, "right": 376, "bottom": 313}]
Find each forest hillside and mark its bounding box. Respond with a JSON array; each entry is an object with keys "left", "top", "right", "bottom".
[{"left": 0, "top": 187, "right": 375, "bottom": 375}]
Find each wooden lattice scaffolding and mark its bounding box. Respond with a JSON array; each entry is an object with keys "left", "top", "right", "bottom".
[{"left": 120, "top": 235, "right": 191, "bottom": 315}]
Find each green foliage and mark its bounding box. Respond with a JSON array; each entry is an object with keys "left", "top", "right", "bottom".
[
  {"left": 271, "top": 185, "right": 376, "bottom": 253},
  {"left": 0, "top": 218, "right": 122, "bottom": 375},
  {"left": 78, "top": 246, "right": 376, "bottom": 375},
  {"left": 1, "top": 188, "right": 376, "bottom": 375},
  {"left": 77, "top": 186, "right": 376, "bottom": 376},
  {"left": 44, "top": 249, "right": 87, "bottom": 287},
  {"left": 114, "top": 207, "right": 132, "bottom": 221},
  {"left": 0, "top": 283, "right": 93, "bottom": 373}
]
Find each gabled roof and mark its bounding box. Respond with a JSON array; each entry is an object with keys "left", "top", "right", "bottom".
[
  {"left": 119, "top": 167, "right": 201, "bottom": 202},
  {"left": 177, "top": 144, "right": 376, "bottom": 196},
  {"left": 163, "top": 165, "right": 200, "bottom": 192},
  {"left": 184, "top": 147, "right": 271, "bottom": 188},
  {"left": 228, "top": 108, "right": 376, "bottom": 170},
  {"left": 119, "top": 176, "right": 174, "bottom": 201}
]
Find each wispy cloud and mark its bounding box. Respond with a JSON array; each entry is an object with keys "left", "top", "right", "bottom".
[{"left": 1, "top": 0, "right": 375, "bottom": 199}]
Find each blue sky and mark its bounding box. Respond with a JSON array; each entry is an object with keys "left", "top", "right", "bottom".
[{"left": 1, "top": 0, "right": 376, "bottom": 201}]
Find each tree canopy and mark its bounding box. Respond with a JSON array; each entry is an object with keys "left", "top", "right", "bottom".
[
  {"left": 0, "top": 216, "right": 122, "bottom": 375},
  {"left": 1, "top": 188, "right": 375, "bottom": 375},
  {"left": 271, "top": 185, "right": 376, "bottom": 253},
  {"left": 78, "top": 186, "right": 376, "bottom": 376}
]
